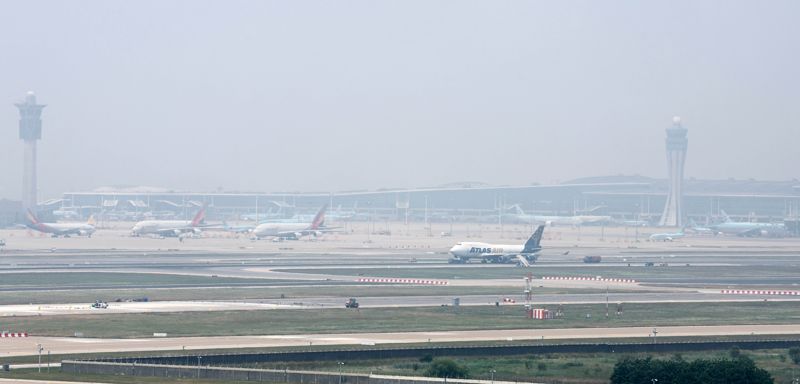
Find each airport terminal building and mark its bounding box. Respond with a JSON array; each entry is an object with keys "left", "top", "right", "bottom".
[{"left": 57, "top": 176, "right": 800, "bottom": 229}]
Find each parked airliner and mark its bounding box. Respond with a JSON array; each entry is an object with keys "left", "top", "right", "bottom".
[
  {"left": 131, "top": 207, "right": 207, "bottom": 237},
  {"left": 252, "top": 205, "right": 332, "bottom": 240},
  {"left": 26, "top": 210, "right": 96, "bottom": 238},
  {"left": 503, "top": 205, "right": 611, "bottom": 226}
]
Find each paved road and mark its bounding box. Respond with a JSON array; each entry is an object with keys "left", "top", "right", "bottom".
[
  {"left": 5, "top": 363, "right": 62, "bottom": 369},
  {"left": 0, "top": 379, "right": 104, "bottom": 384},
  {"left": 2, "top": 324, "right": 798, "bottom": 357},
  {"left": 0, "top": 379, "right": 101, "bottom": 384},
  {"left": 2, "top": 291, "right": 797, "bottom": 317}
]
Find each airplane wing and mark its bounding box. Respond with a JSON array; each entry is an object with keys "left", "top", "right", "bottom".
[
  {"left": 272, "top": 226, "right": 343, "bottom": 239},
  {"left": 152, "top": 227, "right": 200, "bottom": 237},
  {"left": 310, "top": 226, "right": 342, "bottom": 233},
  {"left": 736, "top": 228, "right": 763, "bottom": 237},
  {"left": 297, "top": 226, "right": 343, "bottom": 235},
  {"left": 55, "top": 228, "right": 83, "bottom": 236},
  {"left": 269, "top": 231, "right": 304, "bottom": 240}
]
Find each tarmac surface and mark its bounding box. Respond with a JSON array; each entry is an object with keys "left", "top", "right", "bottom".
[
  {"left": 0, "top": 379, "right": 99, "bottom": 384},
  {"left": 1, "top": 291, "right": 799, "bottom": 317},
  {"left": 1, "top": 324, "right": 799, "bottom": 357},
  {"left": 0, "top": 223, "right": 799, "bottom": 357}
]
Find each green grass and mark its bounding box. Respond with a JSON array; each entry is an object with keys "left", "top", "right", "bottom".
[
  {"left": 277, "top": 265, "right": 800, "bottom": 281},
  {"left": 4, "top": 301, "right": 799, "bottom": 338},
  {"left": 0, "top": 285, "right": 621, "bottom": 305},
  {"left": 0, "top": 368, "right": 254, "bottom": 384},
  {"left": 3, "top": 334, "right": 796, "bottom": 364},
  {"left": 0, "top": 272, "right": 274, "bottom": 288},
  {"left": 238, "top": 349, "right": 800, "bottom": 383},
  {"left": 5, "top": 349, "right": 800, "bottom": 384}
]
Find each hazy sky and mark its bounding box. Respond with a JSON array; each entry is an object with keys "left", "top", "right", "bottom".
[{"left": 1, "top": 1, "right": 798, "bottom": 200}]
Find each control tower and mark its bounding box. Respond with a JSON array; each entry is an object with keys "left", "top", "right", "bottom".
[
  {"left": 659, "top": 116, "right": 688, "bottom": 227},
  {"left": 15, "top": 92, "right": 46, "bottom": 211}
]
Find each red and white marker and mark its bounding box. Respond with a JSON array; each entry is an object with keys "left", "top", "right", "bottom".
[
  {"left": 0, "top": 332, "right": 28, "bottom": 338},
  {"left": 542, "top": 276, "right": 636, "bottom": 283},
  {"left": 721, "top": 289, "right": 799, "bottom": 296},
  {"left": 356, "top": 278, "right": 448, "bottom": 286}
]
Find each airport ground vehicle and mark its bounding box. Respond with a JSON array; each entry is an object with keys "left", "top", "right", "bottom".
[
  {"left": 345, "top": 298, "right": 359, "bottom": 308},
  {"left": 583, "top": 255, "right": 602, "bottom": 263},
  {"left": 91, "top": 300, "right": 108, "bottom": 309}
]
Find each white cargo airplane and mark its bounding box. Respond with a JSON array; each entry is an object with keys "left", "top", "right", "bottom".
[
  {"left": 131, "top": 207, "right": 206, "bottom": 237},
  {"left": 448, "top": 225, "right": 545, "bottom": 265},
  {"left": 252, "top": 205, "right": 330, "bottom": 240},
  {"left": 25, "top": 210, "right": 96, "bottom": 238}
]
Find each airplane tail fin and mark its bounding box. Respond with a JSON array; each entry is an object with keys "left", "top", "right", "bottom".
[
  {"left": 87, "top": 215, "right": 96, "bottom": 226},
  {"left": 310, "top": 204, "right": 328, "bottom": 229},
  {"left": 523, "top": 225, "right": 545, "bottom": 253},
  {"left": 513, "top": 204, "right": 525, "bottom": 215},
  {"left": 25, "top": 209, "right": 40, "bottom": 225},
  {"left": 720, "top": 210, "right": 732, "bottom": 223},
  {"left": 191, "top": 206, "right": 206, "bottom": 227}
]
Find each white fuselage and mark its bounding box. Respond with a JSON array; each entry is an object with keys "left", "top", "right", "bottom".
[
  {"left": 449, "top": 242, "right": 525, "bottom": 257},
  {"left": 252, "top": 223, "right": 309, "bottom": 238},
  {"left": 507, "top": 214, "right": 611, "bottom": 226},
  {"left": 31, "top": 222, "right": 95, "bottom": 237},
  {"left": 709, "top": 222, "right": 784, "bottom": 236},
  {"left": 648, "top": 232, "right": 684, "bottom": 241},
  {"left": 449, "top": 241, "right": 535, "bottom": 264},
  {"left": 131, "top": 220, "right": 194, "bottom": 236}
]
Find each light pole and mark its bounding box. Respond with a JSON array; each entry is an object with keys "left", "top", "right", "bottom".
[
  {"left": 338, "top": 361, "right": 345, "bottom": 384},
  {"left": 651, "top": 379, "right": 658, "bottom": 384},
  {"left": 490, "top": 369, "right": 496, "bottom": 384},
  {"left": 47, "top": 350, "right": 51, "bottom": 373},
  {"left": 37, "top": 344, "right": 43, "bottom": 373},
  {"left": 652, "top": 327, "right": 658, "bottom": 344},
  {"left": 197, "top": 356, "right": 202, "bottom": 378}
]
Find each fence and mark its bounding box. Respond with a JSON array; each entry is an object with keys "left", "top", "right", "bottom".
[{"left": 90, "top": 339, "right": 800, "bottom": 366}]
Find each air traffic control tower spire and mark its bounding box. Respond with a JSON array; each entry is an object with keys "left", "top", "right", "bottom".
[
  {"left": 659, "top": 116, "right": 688, "bottom": 227},
  {"left": 15, "top": 92, "right": 45, "bottom": 211}
]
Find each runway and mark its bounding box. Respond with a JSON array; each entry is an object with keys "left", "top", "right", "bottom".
[
  {"left": 1, "top": 225, "right": 799, "bottom": 359},
  {"left": 1, "top": 291, "right": 798, "bottom": 317},
  {"left": 0, "top": 379, "right": 95, "bottom": 384},
  {"left": 2, "top": 324, "right": 799, "bottom": 357}
]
